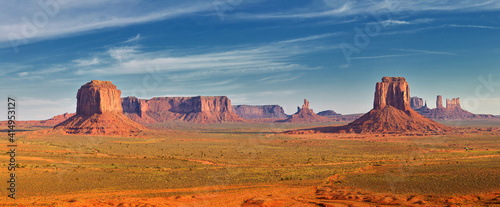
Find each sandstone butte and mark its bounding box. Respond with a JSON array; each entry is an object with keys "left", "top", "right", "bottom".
[
  {"left": 122, "top": 96, "right": 246, "bottom": 124},
  {"left": 343, "top": 77, "right": 451, "bottom": 133},
  {"left": 296, "top": 77, "right": 451, "bottom": 134},
  {"left": 54, "top": 80, "right": 144, "bottom": 135},
  {"left": 281, "top": 99, "right": 329, "bottom": 123}
]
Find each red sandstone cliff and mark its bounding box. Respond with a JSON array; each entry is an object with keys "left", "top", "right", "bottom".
[
  {"left": 122, "top": 96, "right": 245, "bottom": 124},
  {"left": 54, "top": 80, "right": 144, "bottom": 135}
]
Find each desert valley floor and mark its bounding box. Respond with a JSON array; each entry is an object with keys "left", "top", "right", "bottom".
[{"left": 1, "top": 120, "right": 500, "bottom": 206}]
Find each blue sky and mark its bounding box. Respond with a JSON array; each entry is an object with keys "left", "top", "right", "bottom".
[{"left": 1, "top": 0, "right": 500, "bottom": 120}]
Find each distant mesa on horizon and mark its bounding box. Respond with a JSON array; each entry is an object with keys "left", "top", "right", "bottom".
[
  {"left": 9, "top": 77, "right": 498, "bottom": 130},
  {"left": 122, "top": 96, "right": 246, "bottom": 124},
  {"left": 232, "top": 105, "right": 288, "bottom": 119},
  {"left": 411, "top": 95, "right": 496, "bottom": 120},
  {"left": 279, "top": 99, "right": 329, "bottom": 123},
  {"left": 317, "top": 110, "right": 340, "bottom": 117}
]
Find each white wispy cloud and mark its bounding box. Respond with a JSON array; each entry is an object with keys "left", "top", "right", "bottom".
[
  {"left": 198, "top": 79, "right": 236, "bottom": 87},
  {"left": 371, "top": 18, "right": 433, "bottom": 27},
  {"left": 122, "top": 34, "right": 141, "bottom": 43},
  {"left": 108, "top": 46, "right": 139, "bottom": 61},
  {"left": 235, "top": 2, "right": 353, "bottom": 19},
  {"left": 446, "top": 24, "right": 500, "bottom": 30},
  {"left": 234, "top": 0, "right": 500, "bottom": 20},
  {"left": 15, "top": 67, "right": 67, "bottom": 80},
  {"left": 73, "top": 57, "right": 101, "bottom": 66},
  {"left": 0, "top": 63, "right": 31, "bottom": 75},
  {"left": 351, "top": 48, "right": 460, "bottom": 60},
  {"left": 380, "top": 20, "right": 411, "bottom": 26},
  {"left": 258, "top": 73, "right": 304, "bottom": 83},
  {"left": 18, "top": 72, "right": 29, "bottom": 77},
  {"left": 0, "top": 1, "right": 213, "bottom": 45},
  {"left": 350, "top": 54, "right": 414, "bottom": 60},
  {"left": 278, "top": 32, "right": 345, "bottom": 44},
  {"left": 73, "top": 34, "right": 335, "bottom": 80},
  {"left": 380, "top": 23, "right": 500, "bottom": 36},
  {"left": 394, "top": 48, "right": 459, "bottom": 56}
]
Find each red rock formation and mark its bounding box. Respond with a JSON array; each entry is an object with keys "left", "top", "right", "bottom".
[
  {"left": 54, "top": 80, "right": 144, "bottom": 135},
  {"left": 410, "top": 97, "right": 424, "bottom": 110},
  {"left": 232, "top": 105, "right": 288, "bottom": 119},
  {"left": 281, "top": 99, "right": 329, "bottom": 123},
  {"left": 304, "top": 77, "right": 450, "bottom": 134},
  {"left": 122, "top": 96, "right": 245, "bottom": 124},
  {"left": 446, "top": 98, "right": 460, "bottom": 109},
  {"left": 76, "top": 80, "right": 123, "bottom": 115},
  {"left": 416, "top": 96, "right": 495, "bottom": 120},
  {"left": 436, "top": 95, "right": 444, "bottom": 109},
  {"left": 303, "top": 99, "right": 309, "bottom": 109},
  {"left": 374, "top": 77, "right": 411, "bottom": 112}
]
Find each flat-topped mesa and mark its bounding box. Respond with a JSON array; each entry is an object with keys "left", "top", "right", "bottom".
[
  {"left": 436, "top": 95, "right": 444, "bottom": 109},
  {"left": 232, "top": 105, "right": 288, "bottom": 119},
  {"left": 77, "top": 80, "right": 123, "bottom": 115},
  {"left": 200, "top": 96, "right": 232, "bottom": 113},
  {"left": 373, "top": 77, "right": 411, "bottom": 112},
  {"left": 121, "top": 96, "right": 245, "bottom": 124}
]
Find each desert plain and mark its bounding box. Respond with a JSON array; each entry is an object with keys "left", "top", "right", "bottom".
[{"left": 0, "top": 120, "right": 499, "bottom": 206}]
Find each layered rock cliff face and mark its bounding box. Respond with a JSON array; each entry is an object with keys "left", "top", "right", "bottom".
[
  {"left": 54, "top": 80, "right": 144, "bottom": 135},
  {"left": 232, "top": 105, "right": 288, "bottom": 119},
  {"left": 410, "top": 97, "right": 424, "bottom": 110},
  {"left": 415, "top": 96, "right": 495, "bottom": 120},
  {"left": 76, "top": 81, "right": 123, "bottom": 115},
  {"left": 281, "top": 99, "right": 328, "bottom": 123},
  {"left": 341, "top": 77, "right": 450, "bottom": 133},
  {"left": 122, "top": 96, "right": 245, "bottom": 124},
  {"left": 373, "top": 77, "right": 411, "bottom": 112}
]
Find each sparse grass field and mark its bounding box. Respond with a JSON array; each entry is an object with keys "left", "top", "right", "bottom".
[{"left": 0, "top": 120, "right": 498, "bottom": 206}]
